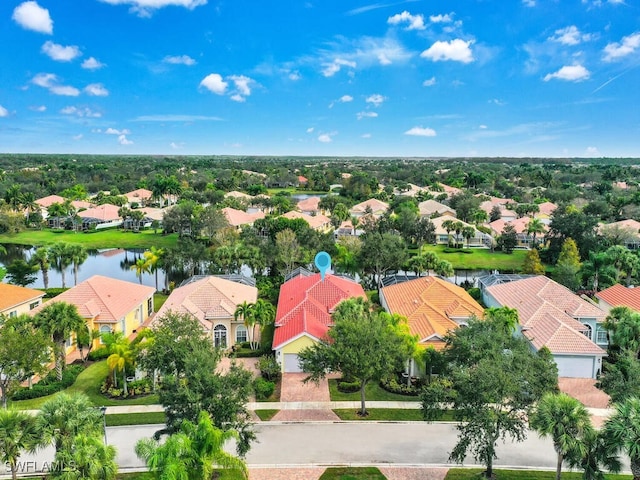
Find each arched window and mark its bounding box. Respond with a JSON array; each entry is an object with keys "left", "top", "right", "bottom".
[
  {"left": 582, "top": 324, "right": 592, "bottom": 340},
  {"left": 236, "top": 325, "right": 248, "bottom": 344},
  {"left": 99, "top": 325, "right": 112, "bottom": 344},
  {"left": 214, "top": 324, "right": 228, "bottom": 349}
]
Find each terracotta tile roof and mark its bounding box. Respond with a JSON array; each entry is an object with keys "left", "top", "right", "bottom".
[
  {"left": 596, "top": 284, "right": 640, "bottom": 312},
  {"left": 281, "top": 211, "right": 331, "bottom": 230},
  {"left": 599, "top": 219, "right": 640, "bottom": 238},
  {"left": 489, "top": 217, "right": 548, "bottom": 235},
  {"left": 155, "top": 276, "right": 258, "bottom": 330},
  {"left": 485, "top": 275, "right": 605, "bottom": 355},
  {"left": 297, "top": 196, "right": 321, "bottom": 212},
  {"left": 0, "top": 284, "right": 45, "bottom": 312},
  {"left": 77, "top": 203, "right": 121, "bottom": 221},
  {"left": 125, "top": 188, "right": 152, "bottom": 202},
  {"left": 418, "top": 200, "right": 456, "bottom": 218},
  {"left": 138, "top": 207, "right": 165, "bottom": 221},
  {"left": 221, "top": 207, "right": 265, "bottom": 227},
  {"left": 537, "top": 202, "right": 557, "bottom": 215},
  {"left": 35, "top": 195, "right": 92, "bottom": 210},
  {"left": 298, "top": 175, "right": 308, "bottom": 183},
  {"left": 273, "top": 273, "right": 366, "bottom": 349},
  {"left": 350, "top": 198, "right": 389, "bottom": 214},
  {"left": 225, "top": 190, "right": 254, "bottom": 200},
  {"left": 30, "top": 275, "right": 154, "bottom": 324},
  {"left": 381, "top": 277, "right": 484, "bottom": 346}
]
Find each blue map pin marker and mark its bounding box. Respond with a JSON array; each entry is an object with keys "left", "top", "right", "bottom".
[{"left": 314, "top": 251, "right": 331, "bottom": 281}]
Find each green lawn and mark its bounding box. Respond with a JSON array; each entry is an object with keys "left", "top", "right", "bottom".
[
  {"left": 153, "top": 293, "right": 169, "bottom": 312},
  {"left": 418, "top": 244, "right": 531, "bottom": 271},
  {"left": 328, "top": 379, "right": 420, "bottom": 402},
  {"left": 254, "top": 409, "right": 279, "bottom": 421},
  {"left": 332, "top": 408, "right": 454, "bottom": 421},
  {"left": 118, "top": 470, "right": 245, "bottom": 480},
  {"left": 319, "top": 467, "right": 386, "bottom": 480},
  {"left": 11, "top": 361, "right": 159, "bottom": 409},
  {"left": 0, "top": 228, "right": 178, "bottom": 249},
  {"left": 444, "top": 469, "right": 631, "bottom": 480},
  {"left": 106, "top": 412, "right": 166, "bottom": 426}
]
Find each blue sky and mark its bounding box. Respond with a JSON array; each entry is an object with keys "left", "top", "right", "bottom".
[{"left": 1, "top": 0, "right": 639, "bottom": 157}]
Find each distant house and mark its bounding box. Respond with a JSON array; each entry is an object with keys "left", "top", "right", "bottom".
[
  {"left": 154, "top": 275, "right": 258, "bottom": 349},
  {"left": 380, "top": 276, "right": 484, "bottom": 376},
  {"left": 480, "top": 274, "right": 606, "bottom": 378},
  {"left": 30, "top": 275, "right": 155, "bottom": 353},
  {"left": 599, "top": 219, "right": 640, "bottom": 250},
  {"left": 36, "top": 194, "right": 93, "bottom": 219},
  {"left": 0, "top": 284, "right": 45, "bottom": 318},
  {"left": 281, "top": 210, "right": 332, "bottom": 232},
  {"left": 272, "top": 269, "right": 366, "bottom": 372},
  {"left": 297, "top": 196, "right": 322, "bottom": 216},
  {"left": 489, "top": 217, "right": 548, "bottom": 249},
  {"left": 224, "top": 191, "right": 254, "bottom": 201},
  {"left": 534, "top": 201, "right": 557, "bottom": 225},
  {"left": 431, "top": 216, "right": 492, "bottom": 248},
  {"left": 77, "top": 204, "right": 122, "bottom": 230},
  {"left": 479, "top": 196, "right": 516, "bottom": 221},
  {"left": 418, "top": 199, "right": 456, "bottom": 219},
  {"left": 124, "top": 188, "right": 153, "bottom": 207},
  {"left": 437, "top": 183, "right": 463, "bottom": 198},
  {"left": 221, "top": 207, "right": 265, "bottom": 229},
  {"left": 297, "top": 175, "right": 308, "bottom": 186},
  {"left": 596, "top": 284, "right": 640, "bottom": 314},
  {"left": 349, "top": 198, "right": 389, "bottom": 219},
  {"left": 393, "top": 183, "right": 427, "bottom": 197}
]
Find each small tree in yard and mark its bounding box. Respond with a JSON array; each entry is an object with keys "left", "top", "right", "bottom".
[
  {"left": 421, "top": 310, "right": 558, "bottom": 479},
  {"left": 497, "top": 223, "right": 518, "bottom": 254},
  {"left": 522, "top": 248, "right": 545, "bottom": 275},
  {"left": 298, "top": 297, "right": 409, "bottom": 416}
]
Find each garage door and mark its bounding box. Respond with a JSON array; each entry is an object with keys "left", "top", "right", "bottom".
[
  {"left": 555, "top": 355, "right": 595, "bottom": 378},
  {"left": 283, "top": 354, "right": 303, "bottom": 373}
]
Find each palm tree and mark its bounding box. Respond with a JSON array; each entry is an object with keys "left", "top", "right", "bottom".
[
  {"left": 56, "top": 433, "right": 118, "bottom": 480},
  {"left": 49, "top": 242, "right": 74, "bottom": 288},
  {"left": 441, "top": 219, "right": 456, "bottom": 247},
  {"left": 434, "top": 259, "right": 454, "bottom": 278},
  {"left": 3, "top": 184, "right": 23, "bottom": 212},
  {"left": 252, "top": 299, "right": 275, "bottom": 350},
  {"left": 32, "top": 301, "right": 85, "bottom": 380},
  {"left": 135, "top": 411, "right": 248, "bottom": 480},
  {"left": 462, "top": 226, "right": 476, "bottom": 248},
  {"left": 0, "top": 409, "right": 43, "bottom": 480},
  {"left": 68, "top": 245, "right": 88, "bottom": 286},
  {"left": 107, "top": 341, "right": 133, "bottom": 396},
  {"left": 567, "top": 428, "right": 622, "bottom": 480},
  {"left": 30, "top": 247, "right": 51, "bottom": 289},
  {"left": 602, "top": 397, "right": 640, "bottom": 480},
  {"left": 131, "top": 257, "right": 151, "bottom": 284},
  {"left": 526, "top": 218, "right": 546, "bottom": 249},
  {"left": 530, "top": 392, "right": 594, "bottom": 480},
  {"left": 234, "top": 301, "right": 256, "bottom": 350},
  {"left": 143, "top": 246, "right": 164, "bottom": 291}
]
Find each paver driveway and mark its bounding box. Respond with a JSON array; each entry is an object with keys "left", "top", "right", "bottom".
[{"left": 271, "top": 373, "right": 340, "bottom": 421}]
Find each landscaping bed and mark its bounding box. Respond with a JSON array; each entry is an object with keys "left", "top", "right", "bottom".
[{"left": 328, "top": 379, "right": 421, "bottom": 402}]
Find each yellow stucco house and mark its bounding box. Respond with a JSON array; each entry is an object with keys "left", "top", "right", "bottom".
[{"left": 0, "top": 283, "right": 45, "bottom": 318}]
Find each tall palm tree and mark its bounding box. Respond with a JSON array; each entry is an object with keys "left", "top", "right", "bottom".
[
  {"left": 143, "top": 246, "right": 164, "bottom": 291},
  {"left": 530, "top": 392, "right": 595, "bottom": 480},
  {"left": 567, "top": 428, "right": 622, "bottom": 480},
  {"left": 32, "top": 301, "right": 86, "bottom": 380},
  {"left": 49, "top": 242, "right": 74, "bottom": 288},
  {"left": 252, "top": 299, "right": 275, "bottom": 350},
  {"left": 56, "top": 433, "right": 118, "bottom": 480},
  {"left": 0, "top": 409, "right": 43, "bottom": 480},
  {"left": 441, "top": 219, "right": 456, "bottom": 247},
  {"left": 107, "top": 341, "right": 133, "bottom": 396},
  {"left": 135, "top": 411, "right": 248, "bottom": 480},
  {"left": 462, "top": 226, "right": 476, "bottom": 248},
  {"left": 68, "top": 245, "right": 88, "bottom": 286},
  {"left": 30, "top": 246, "right": 51, "bottom": 289},
  {"left": 131, "top": 257, "right": 151, "bottom": 284},
  {"left": 526, "top": 218, "right": 546, "bottom": 249},
  {"left": 602, "top": 397, "right": 640, "bottom": 480},
  {"left": 234, "top": 301, "right": 256, "bottom": 350}
]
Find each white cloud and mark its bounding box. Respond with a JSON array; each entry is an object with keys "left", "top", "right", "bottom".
[
  {"left": 41, "top": 41, "right": 81, "bottom": 62},
  {"left": 32, "top": 73, "right": 80, "bottom": 96},
  {"left": 229, "top": 75, "right": 253, "bottom": 96},
  {"left": 105, "top": 127, "right": 131, "bottom": 135},
  {"left": 361, "top": 133, "right": 372, "bottom": 138},
  {"left": 98, "top": 0, "right": 207, "bottom": 17},
  {"left": 170, "top": 142, "right": 183, "bottom": 149},
  {"left": 423, "top": 77, "right": 436, "bottom": 87},
  {"left": 82, "top": 57, "right": 105, "bottom": 70},
  {"left": 586, "top": 146, "right": 599, "bottom": 155},
  {"left": 489, "top": 98, "right": 506, "bottom": 106},
  {"left": 522, "top": 0, "right": 536, "bottom": 6},
  {"left": 543, "top": 64, "right": 590, "bottom": 81},
  {"left": 84, "top": 83, "right": 109, "bottom": 96},
  {"left": 50, "top": 85, "right": 80, "bottom": 96},
  {"left": 30, "top": 105, "right": 46, "bottom": 112},
  {"left": 322, "top": 58, "right": 357, "bottom": 77},
  {"left": 306, "top": 127, "right": 314, "bottom": 133},
  {"left": 200, "top": 73, "right": 228, "bottom": 95},
  {"left": 603, "top": 32, "right": 640, "bottom": 61},
  {"left": 163, "top": 55, "right": 196, "bottom": 66},
  {"left": 60, "top": 106, "right": 101, "bottom": 117},
  {"left": 31, "top": 73, "right": 56, "bottom": 88},
  {"left": 405, "top": 126, "right": 437, "bottom": 137},
  {"left": 318, "top": 133, "right": 333, "bottom": 143},
  {"left": 339, "top": 95, "right": 353, "bottom": 103},
  {"left": 288, "top": 71, "right": 301, "bottom": 81},
  {"left": 0, "top": 105, "right": 8, "bottom": 117},
  {"left": 421, "top": 39, "right": 474, "bottom": 63},
  {"left": 430, "top": 13, "right": 453, "bottom": 23},
  {"left": 357, "top": 111, "right": 378, "bottom": 119},
  {"left": 479, "top": 124, "right": 488, "bottom": 129},
  {"left": 548, "top": 26, "right": 592, "bottom": 46},
  {"left": 366, "top": 94, "right": 385, "bottom": 107},
  {"left": 229, "top": 94, "right": 245, "bottom": 103},
  {"left": 118, "top": 134, "right": 133, "bottom": 145},
  {"left": 387, "top": 11, "right": 426, "bottom": 31},
  {"left": 73, "top": 134, "right": 83, "bottom": 140},
  {"left": 12, "top": 1, "right": 53, "bottom": 34}
]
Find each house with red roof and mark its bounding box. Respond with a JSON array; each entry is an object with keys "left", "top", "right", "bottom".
[
  {"left": 281, "top": 210, "right": 332, "bottom": 233},
  {"left": 596, "top": 284, "right": 640, "bottom": 315},
  {"left": 0, "top": 283, "right": 45, "bottom": 318},
  {"left": 273, "top": 269, "right": 367, "bottom": 372},
  {"left": 30, "top": 275, "right": 155, "bottom": 353},
  {"left": 480, "top": 274, "right": 606, "bottom": 378},
  {"left": 124, "top": 188, "right": 153, "bottom": 207},
  {"left": 297, "top": 196, "right": 322, "bottom": 215},
  {"left": 489, "top": 217, "right": 548, "bottom": 249},
  {"left": 221, "top": 207, "right": 265, "bottom": 229},
  {"left": 154, "top": 275, "right": 258, "bottom": 349}
]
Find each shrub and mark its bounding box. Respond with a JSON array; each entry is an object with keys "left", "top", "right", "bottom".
[
  {"left": 467, "top": 287, "right": 482, "bottom": 302},
  {"left": 254, "top": 377, "right": 275, "bottom": 400},
  {"left": 379, "top": 376, "right": 420, "bottom": 396},
  {"left": 88, "top": 347, "right": 110, "bottom": 361},
  {"left": 338, "top": 380, "right": 361, "bottom": 393},
  {"left": 258, "top": 355, "right": 281, "bottom": 381},
  {"left": 39, "top": 288, "right": 69, "bottom": 299},
  {"left": 10, "top": 365, "right": 84, "bottom": 401}
]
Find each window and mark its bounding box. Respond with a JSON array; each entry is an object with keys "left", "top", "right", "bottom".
[
  {"left": 236, "top": 325, "right": 248, "bottom": 344},
  {"left": 147, "top": 298, "right": 153, "bottom": 316},
  {"left": 99, "top": 325, "right": 112, "bottom": 344},
  {"left": 9, "top": 311, "right": 17, "bottom": 318},
  {"left": 581, "top": 324, "right": 592, "bottom": 340},
  {"left": 214, "top": 325, "right": 227, "bottom": 349},
  {"left": 29, "top": 301, "right": 40, "bottom": 310},
  {"left": 596, "top": 326, "right": 608, "bottom": 344}
]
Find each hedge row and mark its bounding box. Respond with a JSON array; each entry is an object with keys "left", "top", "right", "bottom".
[{"left": 11, "top": 365, "right": 85, "bottom": 401}]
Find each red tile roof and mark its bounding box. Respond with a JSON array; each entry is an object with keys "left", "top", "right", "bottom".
[
  {"left": 77, "top": 203, "right": 121, "bottom": 221},
  {"left": 297, "top": 196, "right": 321, "bottom": 213},
  {"left": 281, "top": 210, "right": 331, "bottom": 230},
  {"left": 0, "top": 284, "right": 45, "bottom": 312},
  {"left": 489, "top": 217, "right": 548, "bottom": 235},
  {"left": 485, "top": 276, "right": 605, "bottom": 355},
  {"left": 221, "top": 207, "right": 265, "bottom": 227},
  {"left": 30, "top": 275, "right": 154, "bottom": 324},
  {"left": 381, "top": 277, "right": 484, "bottom": 349},
  {"left": 273, "top": 273, "right": 366, "bottom": 349},
  {"left": 596, "top": 284, "right": 640, "bottom": 312}
]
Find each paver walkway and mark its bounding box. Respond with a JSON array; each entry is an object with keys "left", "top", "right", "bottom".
[
  {"left": 272, "top": 373, "right": 340, "bottom": 421},
  {"left": 249, "top": 466, "right": 449, "bottom": 480}
]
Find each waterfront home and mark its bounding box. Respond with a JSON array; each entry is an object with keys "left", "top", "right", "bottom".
[{"left": 0, "top": 283, "right": 45, "bottom": 318}]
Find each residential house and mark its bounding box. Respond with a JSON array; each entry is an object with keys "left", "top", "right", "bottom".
[
  {"left": 534, "top": 201, "right": 557, "bottom": 225},
  {"left": 438, "top": 184, "right": 462, "bottom": 198},
  {"left": 36, "top": 194, "right": 93, "bottom": 219},
  {"left": 0, "top": 283, "right": 45, "bottom": 318},
  {"left": 77, "top": 204, "right": 122, "bottom": 230},
  {"left": 479, "top": 196, "right": 516, "bottom": 221},
  {"left": 335, "top": 219, "right": 359, "bottom": 237},
  {"left": 595, "top": 284, "right": 640, "bottom": 315},
  {"left": 154, "top": 275, "right": 258, "bottom": 349},
  {"left": 281, "top": 210, "right": 332, "bottom": 233},
  {"left": 480, "top": 274, "right": 607, "bottom": 378},
  {"left": 418, "top": 199, "right": 456, "bottom": 219},
  {"left": 221, "top": 207, "right": 265, "bottom": 229},
  {"left": 380, "top": 276, "right": 484, "bottom": 376},
  {"left": 349, "top": 198, "right": 389, "bottom": 219},
  {"left": 272, "top": 269, "right": 366, "bottom": 372},
  {"left": 225, "top": 191, "right": 254, "bottom": 201},
  {"left": 30, "top": 275, "right": 155, "bottom": 353},
  {"left": 599, "top": 219, "right": 640, "bottom": 249},
  {"left": 124, "top": 188, "right": 153, "bottom": 207},
  {"left": 431, "top": 216, "right": 492, "bottom": 247},
  {"left": 488, "top": 217, "right": 548, "bottom": 249},
  {"left": 297, "top": 196, "right": 322, "bottom": 216},
  {"left": 393, "top": 183, "right": 427, "bottom": 197},
  {"left": 297, "top": 175, "right": 308, "bottom": 186}
]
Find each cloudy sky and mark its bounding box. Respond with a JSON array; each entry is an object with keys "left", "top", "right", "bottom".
[{"left": 1, "top": 0, "right": 639, "bottom": 157}]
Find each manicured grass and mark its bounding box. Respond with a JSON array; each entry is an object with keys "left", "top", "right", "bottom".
[
  {"left": 328, "top": 379, "right": 420, "bottom": 402},
  {"left": 444, "top": 469, "right": 631, "bottom": 480},
  {"left": 0, "top": 228, "right": 178, "bottom": 249},
  {"left": 118, "top": 470, "right": 245, "bottom": 480},
  {"left": 332, "top": 408, "right": 454, "bottom": 421},
  {"left": 11, "top": 361, "right": 159, "bottom": 409},
  {"left": 254, "top": 409, "right": 279, "bottom": 421},
  {"left": 319, "top": 467, "right": 386, "bottom": 480},
  {"left": 419, "top": 244, "right": 530, "bottom": 271},
  {"left": 153, "top": 293, "right": 169, "bottom": 312},
  {"left": 106, "top": 412, "right": 166, "bottom": 426}
]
